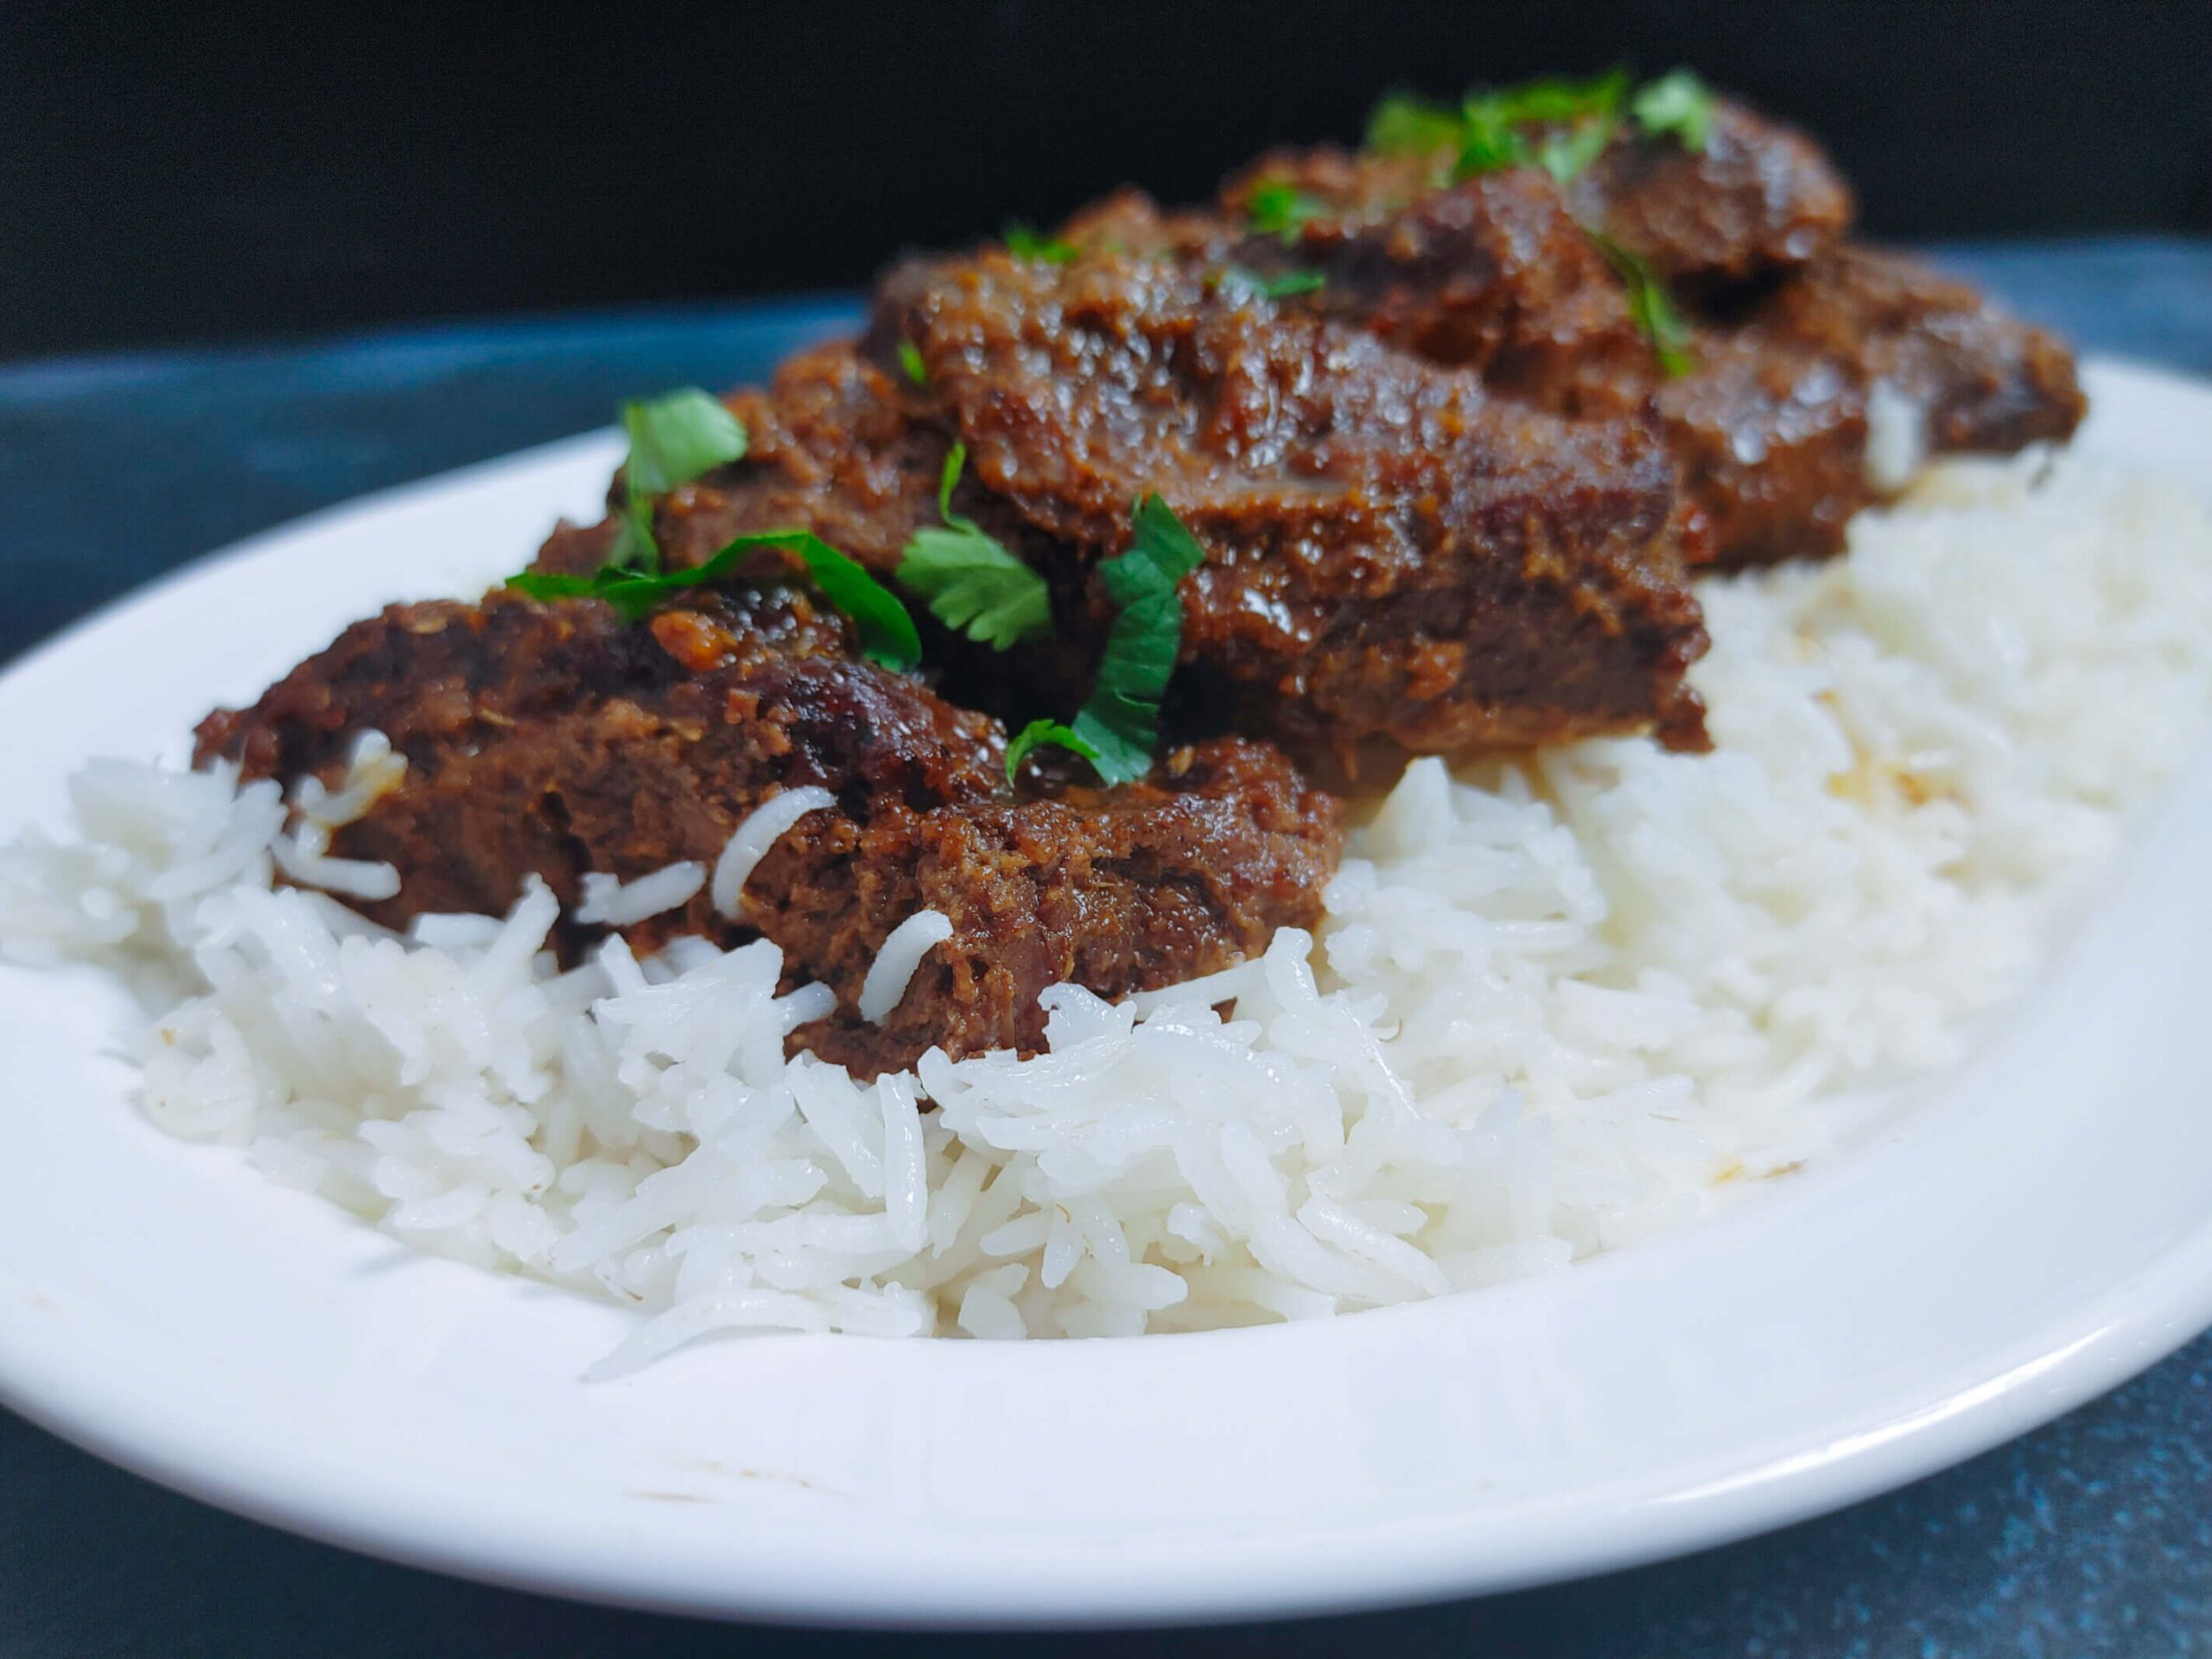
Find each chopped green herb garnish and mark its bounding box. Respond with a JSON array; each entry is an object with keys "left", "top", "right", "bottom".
[
  {"left": 1004, "top": 719, "right": 1101, "bottom": 786},
  {"left": 895, "top": 444, "right": 1053, "bottom": 651},
  {"left": 1591, "top": 233, "right": 1696, "bottom": 377},
  {"left": 605, "top": 490, "right": 658, "bottom": 573},
  {"left": 603, "top": 388, "right": 750, "bottom": 571},
  {"left": 1456, "top": 70, "right": 1627, "bottom": 181},
  {"left": 510, "top": 530, "right": 921, "bottom": 670},
  {"left": 1246, "top": 179, "right": 1325, "bottom": 242},
  {"left": 1065, "top": 495, "right": 1209, "bottom": 785},
  {"left": 1003, "top": 220, "right": 1077, "bottom": 264},
  {"left": 1365, "top": 67, "right": 1707, "bottom": 183},
  {"left": 1070, "top": 591, "right": 1183, "bottom": 782},
  {"left": 1453, "top": 99, "right": 1529, "bottom": 175},
  {"left": 1363, "top": 91, "right": 1466, "bottom": 156},
  {"left": 897, "top": 338, "right": 929, "bottom": 387},
  {"left": 1487, "top": 67, "right": 1630, "bottom": 125},
  {"left": 1630, "top": 68, "right": 1713, "bottom": 152},
  {"left": 1100, "top": 493, "right": 1210, "bottom": 610},
  {"left": 783, "top": 535, "right": 922, "bottom": 670},
  {"left": 622, "top": 389, "right": 748, "bottom": 497},
  {"left": 998, "top": 500, "right": 1208, "bottom": 787},
  {"left": 508, "top": 391, "right": 915, "bottom": 664},
  {"left": 1222, "top": 264, "right": 1327, "bottom": 301},
  {"left": 1537, "top": 117, "right": 1618, "bottom": 185}
]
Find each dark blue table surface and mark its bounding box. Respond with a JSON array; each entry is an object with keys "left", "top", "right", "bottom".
[{"left": 3, "top": 239, "right": 2209, "bottom": 1658}]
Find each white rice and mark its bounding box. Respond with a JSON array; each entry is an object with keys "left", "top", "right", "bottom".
[
  {"left": 711, "top": 785, "right": 835, "bottom": 918},
  {"left": 859, "top": 910, "right": 954, "bottom": 1023},
  {"left": 4, "top": 450, "right": 2209, "bottom": 1357},
  {"left": 1864, "top": 380, "right": 1930, "bottom": 493},
  {"left": 268, "top": 833, "right": 403, "bottom": 901},
  {"left": 575, "top": 861, "right": 706, "bottom": 928},
  {"left": 293, "top": 730, "right": 407, "bottom": 832}
]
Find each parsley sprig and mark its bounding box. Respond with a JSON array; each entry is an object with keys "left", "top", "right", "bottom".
[
  {"left": 1221, "top": 264, "right": 1327, "bottom": 301},
  {"left": 1004, "top": 221, "right": 1077, "bottom": 264},
  {"left": 1004, "top": 719, "right": 1100, "bottom": 786},
  {"left": 1246, "top": 178, "right": 1325, "bottom": 242},
  {"left": 605, "top": 388, "right": 749, "bottom": 570},
  {"left": 1012, "top": 495, "right": 1209, "bottom": 786},
  {"left": 506, "top": 388, "right": 918, "bottom": 667},
  {"left": 1365, "top": 67, "right": 1713, "bottom": 185},
  {"left": 896, "top": 445, "right": 1054, "bottom": 651},
  {"left": 510, "top": 531, "right": 920, "bottom": 669},
  {"left": 1590, "top": 234, "right": 1696, "bottom": 378},
  {"left": 1629, "top": 69, "right": 1714, "bottom": 151},
  {"left": 1363, "top": 95, "right": 1466, "bottom": 157},
  {"left": 1471, "top": 69, "right": 1630, "bottom": 180}
]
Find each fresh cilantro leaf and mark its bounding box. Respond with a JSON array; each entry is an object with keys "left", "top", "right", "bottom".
[
  {"left": 1070, "top": 594, "right": 1181, "bottom": 782},
  {"left": 1246, "top": 179, "right": 1325, "bottom": 242},
  {"left": 977, "top": 499, "right": 1210, "bottom": 788},
  {"left": 1453, "top": 99, "right": 1529, "bottom": 176},
  {"left": 937, "top": 441, "right": 975, "bottom": 524},
  {"left": 509, "top": 530, "right": 921, "bottom": 670},
  {"left": 1003, "top": 220, "right": 1077, "bottom": 264},
  {"left": 496, "top": 393, "right": 920, "bottom": 665},
  {"left": 603, "top": 491, "right": 660, "bottom": 574},
  {"left": 1363, "top": 92, "right": 1465, "bottom": 156},
  {"left": 1537, "top": 115, "right": 1618, "bottom": 184},
  {"left": 897, "top": 339, "right": 929, "bottom": 387},
  {"left": 1221, "top": 264, "right": 1326, "bottom": 301},
  {"left": 1591, "top": 233, "right": 1697, "bottom": 378},
  {"left": 1051, "top": 495, "right": 1208, "bottom": 785},
  {"left": 1495, "top": 68, "right": 1629, "bottom": 124},
  {"left": 1003, "top": 719, "right": 1100, "bottom": 786},
  {"left": 895, "top": 445, "right": 1053, "bottom": 650},
  {"left": 1460, "top": 71, "right": 1626, "bottom": 181},
  {"left": 1630, "top": 68, "right": 1713, "bottom": 151},
  {"left": 621, "top": 389, "right": 747, "bottom": 497},
  {"left": 504, "top": 569, "right": 615, "bottom": 605},
  {"left": 1371, "top": 69, "right": 1648, "bottom": 182},
  {"left": 598, "top": 388, "right": 750, "bottom": 573},
  {"left": 1102, "top": 493, "right": 1209, "bottom": 607},
  {"left": 781, "top": 535, "right": 924, "bottom": 670}
]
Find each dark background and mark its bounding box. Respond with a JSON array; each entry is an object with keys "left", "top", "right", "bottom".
[{"left": 4, "top": 0, "right": 2209, "bottom": 362}]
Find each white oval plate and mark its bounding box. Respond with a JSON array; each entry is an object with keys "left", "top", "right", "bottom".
[{"left": 2, "top": 358, "right": 2209, "bottom": 1629}]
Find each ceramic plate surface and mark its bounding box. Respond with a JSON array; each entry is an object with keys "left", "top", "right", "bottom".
[{"left": 2, "top": 359, "right": 2209, "bottom": 1628}]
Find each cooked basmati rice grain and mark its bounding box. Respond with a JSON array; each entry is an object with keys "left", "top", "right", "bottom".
[
  {"left": 858, "top": 910, "right": 953, "bottom": 1023},
  {"left": 574, "top": 861, "right": 707, "bottom": 927},
  {"left": 710, "top": 786, "right": 835, "bottom": 918}
]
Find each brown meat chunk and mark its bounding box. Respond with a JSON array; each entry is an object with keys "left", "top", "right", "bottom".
[
  {"left": 1059, "top": 187, "right": 1233, "bottom": 264},
  {"left": 192, "top": 588, "right": 1344, "bottom": 1073},
  {"left": 1049, "top": 177, "right": 1847, "bottom": 565},
  {"left": 1653, "top": 330, "right": 1872, "bottom": 568},
  {"left": 1565, "top": 99, "right": 1854, "bottom": 283},
  {"left": 883, "top": 248, "right": 1711, "bottom": 758},
  {"left": 1660, "top": 247, "right": 2088, "bottom": 564},
  {"left": 1204, "top": 156, "right": 2077, "bottom": 566},
  {"left": 1222, "top": 95, "right": 1849, "bottom": 302},
  {"left": 1215, "top": 156, "right": 1653, "bottom": 413},
  {"left": 1762, "top": 246, "right": 2088, "bottom": 458}
]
